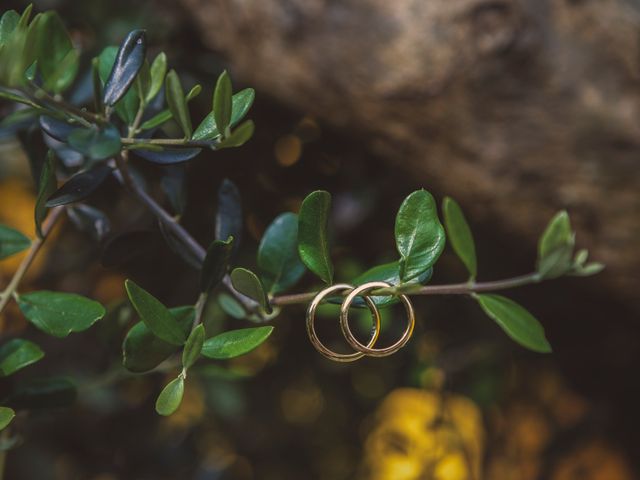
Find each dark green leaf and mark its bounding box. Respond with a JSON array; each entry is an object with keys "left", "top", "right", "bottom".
[
  {"left": 98, "top": 45, "right": 140, "bottom": 123},
  {"left": 201, "top": 326, "right": 273, "bottom": 359},
  {"left": 182, "top": 324, "right": 205, "bottom": 370},
  {"left": 66, "top": 204, "right": 111, "bottom": 241},
  {"left": 155, "top": 375, "right": 184, "bottom": 416},
  {"left": 5, "top": 377, "right": 76, "bottom": 409},
  {"left": 298, "top": 190, "right": 333, "bottom": 284},
  {"left": 537, "top": 211, "right": 575, "bottom": 279},
  {"left": 34, "top": 150, "right": 56, "bottom": 238},
  {"left": 0, "top": 407, "right": 14, "bottom": 431},
  {"left": 475, "top": 294, "right": 552, "bottom": 353},
  {"left": 230, "top": 268, "right": 271, "bottom": 313},
  {"left": 18, "top": 5, "right": 33, "bottom": 29},
  {"left": 201, "top": 237, "right": 234, "bottom": 293},
  {"left": 103, "top": 30, "right": 146, "bottom": 107},
  {"left": 18, "top": 291, "right": 106, "bottom": 338},
  {"left": 165, "top": 70, "right": 192, "bottom": 138},
  {"left": 0, "top": 339, "right": 44, "bottom": 377},
  {"left": 192, "top": 88, "right": 255, "bottom": 141},
  {"left": 258, "top": 213, "right": 305, "bottom": 294},
  {"left": 67, "top": 125, "right": 121, "bottom": 161},
  {"left": 442, "top": 197, "right": 477, "bottom": 279},
  {"left": 45, "top": 164, "right": 112, "bottom": 207},
  {"left": 39, "top": 115, "right": 74, "bottom": 142},
  {"left": 0, "top": 225, "right": 30, "bottom": 260},
  {"left": 217, "top": 293, "right": 245, "bottom": 320},
  {"left": 146, "top": 52, "right": 167, "bottom": 103},
  {"left": 216, "top": 120, "right": 254, "bottom": 149},
  {"left": 395, "top": 189, "right": 445, "bottom": 281},
  {"left": 213, "top": 70, "right": 232, "bottom": 137},
  {"left": 139, "top": 109, "right": 172, "bottom": 131},
  {"left": 215, "top": 179, "right": 242, "bottom": 255},
  {"left": 132, "top": 147, "right": 201, "bottom": 165},
  {"left": 125, "top": 279, "right": 186, "bottom": 345},
  {"left": 122, "top": 306, "right": 194, "bottom": 373}
]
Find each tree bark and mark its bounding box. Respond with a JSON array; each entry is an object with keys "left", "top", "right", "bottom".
[{"left": 181, "top": 0, "right": 640, "bottom": 307}]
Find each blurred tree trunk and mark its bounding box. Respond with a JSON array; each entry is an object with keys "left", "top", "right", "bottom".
[{"left": 181, "top": 0, "right": 640, "bottom": 308}]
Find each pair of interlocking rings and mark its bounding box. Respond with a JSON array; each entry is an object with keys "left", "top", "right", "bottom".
[{"left": 305, "top": 281, "right": 416, "bottom": 362}]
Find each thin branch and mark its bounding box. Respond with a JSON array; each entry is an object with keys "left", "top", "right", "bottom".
[
  {"left": 112, "top": 153, "right": 259, "bottom": 314},
  {"left": 0, "top": 207, "right": 64, "bottom": 315},
  {"left": 121, "top": 137, "right": 217, "bottom": 148},
  {"left": 270, "top": 273, "right": 542, "bottom": 307}
]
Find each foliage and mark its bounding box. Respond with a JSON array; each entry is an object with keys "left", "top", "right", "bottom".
[{"left": 0, "top": 3, "right": 602, "bottom": 457}]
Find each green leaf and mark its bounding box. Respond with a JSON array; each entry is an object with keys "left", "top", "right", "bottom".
[
  {"left": 146, "top": 52, "right": 167, "bottom": 103},
  {"left": 213, "top": 70, "right": 232, "bottom": 137},
  {"left": 217, "top": 293, "right": 245, "bottom": 320},
  {"left": 0, "top": 11, "right": 20, "bottom": 46},
  {"left": 155, "top": 375, "right": 184, "bottom": 416},
  {"left": 102, "top": 30, "right": 146, "bottom": 107},
  {"left": 186, "top": 84, "right": 202, "bottom": 101},
  {"left": 34, "top": 150, "right": 56, "bottom": 238},
  {"left": 45, "top": 165, "right": 112, "bottom": 207},
  {"left": 395, "top": 189, "right": 445, "bottom": 281},
  {"left": 298, "top": 190, "right": 333, "bottom": 284},
  {"left": 258, "top": 212, "right": 306, "bottom": 294},
  {"left": 351, "top": 261, "right": 433, "bottom": 307},
  {"left": 230, "top": 268, "right": 271, "bottom": 313},
  {"left": 0, "top": 338, "right": 44, "bottom": 377},
  {"left": 122, "top": 306, "right": 194, "bottom": 373},
  {"left": 442, "top": 197, "right": 477, "bottom": 279},
  {"left": 201, "top": 237, "right": 234, "bottom": 293},
  {"left": 125, "top": 279, "right": 186, "bottom": 345},
  {"left": 537, "top": 211, "right": 575, "bottom": 279},
  {"left": 43, "top": 47, "right": 79, "bottom": 94},
  {"left": 475, "top": 294, "right": 552, "bottom": 353},
  {"left": 216, "top": 120, "right": 254, "bottom": 149},
  {"left": 0, "top": 225, "right": 30, "bottom": 260},
  {"left": 571, "top": 262, "right": 605, "bottom": 277},
  {"left": 4, "top": 377, "right": 76, "bottom": 410},
  {"left": 67, "top": 125, "right": 121, "bottom": 161},
  {"left": 18, "top": 291, "right": 106, "bottom": 338},
  {"left": 201, "top": 326, "right": 274, "bottom": 359},
  {"left": 182, "top": 324, "right": 205, "bottom": 371},
  {"left": 0, "top": 407, "right": 15, "bottom": 431},
  {"left": 98, "top": 45, "right": 140, "bottom": 124},
  {"left": 192, "top": 88, "right": 255, "bottom": 141},
  {"left": 165, "top": 69, "right": 192, "bottom": 138}
]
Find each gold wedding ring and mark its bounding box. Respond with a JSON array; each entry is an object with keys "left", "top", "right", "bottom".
[
  {"left": 306, "top": 283, "right": 380, "bottom": 362},
  {"left": 306, "top": 281, "right": 417, "bottom": 362},
  {"left": 340, "top": 281, "right": 416, "bottom": 357}
]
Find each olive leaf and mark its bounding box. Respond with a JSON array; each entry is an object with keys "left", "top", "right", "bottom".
[
  {"left": 155, "top": 375, "right": 184, "bottom": 416},
  {"left": 442, "top": 197, "right": 477, "bottom": 280},
  {"left": 298, "top": 190, "right": 333, "bottom": 284},
  {"left": 201, "top": 326, "right": 274, "bottom": 359},
  {"left": 103, "top": 30, "right": 146, "bottom": 107},
  {"left": 0, "top": 225, "right": 30, "bottom": 260}
]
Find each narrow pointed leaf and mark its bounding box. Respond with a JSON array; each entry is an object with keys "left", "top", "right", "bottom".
[
  {"left": 45, "top": 164, "right": 112, "bottom": 207},
  {"left": 442, "top": 197, "right": 477, "bottom": 279},
  {"left": 202, "top": 326, "right": 273, "bottom": 359},
  {"left": 39, "top": 115, "right": 75, "bottom": 142},
  {"left": 201, "top": 237, "right": 234, "bottom": 293},
  {"left": 34, "top": 151, "right": 57, "bottom": 238},
  {"left": 230, "top": 268, "right": 271, "bottom": 313},
  {"left": 216, "top": 120, "right": 254, "bottom": 149},
  {"left": 155, "top": 376, "right": 184, "bottom": 416},
  {"left": 258, "top": 213, "right": 306, "bottom": 294},
  {"left": 193, "top": 88, "right": 255, "bottom": 141},
  {"left": 0, "top": 339, "right": 44, "bottom": 377},
  {"left": 395, "top": 189, "right": 445, "bottom": 281},
  {"left": 537, "top": 211, "right": 574, "bottom": 279},
  {"left": 475, "top": 294, "right": 552, "bottom": 353},
  {"left": 0, "top": 407, "right": 14, "bottom": 431},
  {"left": 0, "top": 11, "right": 19, "bottom": 45},
  {"left": 298, "top": 190, "right": 333, "bottom": 284},
  {"left": 0, "top": 225, "right": 30, "bottom": 259},
  {"left": 213, "top": 70, "right": 232, "bottom": 136},
  {"left": 146, "top": 52, "right": 167, "bottom": 103},
  {"left": 123, "top": 306, "right": 194, "bottom": 373},
  {"left": 125, "top": 279, "right": 186, "bottom": 345},
  {"left": 103, "top": 30, "right": 146, "bottom": 107},
  {"left": 182, "top": 324, "right": 205, "bottom": 370},
  {"left": 165, "top": 70, "right": 192, "bottom": 138},
  {"left": 215, "top": 179, "right": 242, "bottom": 255},
  {"left": 18, "top": 291, "right": 105, "bottom": 338}
]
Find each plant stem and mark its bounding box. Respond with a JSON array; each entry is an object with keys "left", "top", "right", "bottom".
[
  {"left": 121, "top": 137, "right": 217, "bottom": 148},
  {"left": 112, "top": 153, "right": 259, "bottom": 314},
  {"left": 193, "top": 292, "right": 208, "bottom": 329},
  {"left": 270, "top": 273, "right": 542, "bottom": 307},
  {"left": 0, "top": 207, "right": 64, "bottom": 315}
]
